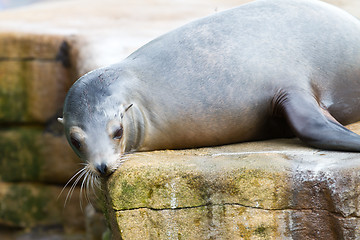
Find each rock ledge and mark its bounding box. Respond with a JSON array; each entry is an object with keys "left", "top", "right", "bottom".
[{"left": 106, "top": 133, "right": 360, "bottom": 239}]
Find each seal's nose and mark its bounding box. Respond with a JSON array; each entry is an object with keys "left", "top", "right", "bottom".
[{"left": 96, "top": 163, "right": 108, "bottom": 176}]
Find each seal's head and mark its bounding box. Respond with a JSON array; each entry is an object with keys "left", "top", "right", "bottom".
[{"left": 59, "top": 68, "right": 133, "bottom": 178}]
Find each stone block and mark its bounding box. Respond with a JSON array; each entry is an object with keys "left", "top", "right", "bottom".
[
  {"left": 107, "top": 149, "right": 292, "bottom": 211},
  {"left": 106, "top": 135, "right": 360, "bottom": 239},
  {"left": 115, "top": 205, "right": 291, "bottom": 239},
  {"left": 0, "top": 33, "right": 67, "bottom": 59},
  {"left": 0, "top": 33, "right": 74, "bottom": 123},
  {"left": 0, "top": 127, "right": 80, "bottom": 184},
  {"left": 0, "top": 182, "right": 85, "bottom": 232}
]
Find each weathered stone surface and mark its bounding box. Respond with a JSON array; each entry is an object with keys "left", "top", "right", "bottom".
[
  {"left": 287, "top": 210, "right": 360, "bottom": 239},
  {"left": 0, "top": 33, "right": 67, "bottom": 59},
  {"left": 106, "top": 130, "right": 360, "bottom": 239},
  {"left": 0, "top": 34, "right": 75, "bottom": 123},
  {"left": 0, "top": 182, "right": 85, "bottom": 231},
  {"left": 0, "top": 127, "right": 80, "bottom": 184},
  {"left": 108, "top": 147, "right": 293, "bottom": 211},
  {"left": 116, "top": 205, "right": 291, "bottom": 239}
]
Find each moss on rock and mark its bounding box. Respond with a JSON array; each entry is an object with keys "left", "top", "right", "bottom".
[
  {"left": 0, "top": 127, "right": 42, "bottom": 181},
  {"left": 0, "top": 33, "right": 75, "bottom": 123},
  {"left": 107, "top": 148, "right": 292, "bottom": 212},
  {"left": 0, "top": 127, "right": 80, "bottom": 184},
  {"left": 105, "top": 137, "right": 360, "bottom": 239},
  {"left": 0, "top": 182, "right": 85, "bottom": 229}
]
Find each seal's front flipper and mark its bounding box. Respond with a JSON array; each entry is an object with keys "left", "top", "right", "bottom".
[{"left": 275, "top": 90, "right": 360, "bottom": 152}]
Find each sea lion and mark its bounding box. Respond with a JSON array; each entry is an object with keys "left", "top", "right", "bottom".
[{"left": 59, "top": 0, "right": 360, "bottom": 178}]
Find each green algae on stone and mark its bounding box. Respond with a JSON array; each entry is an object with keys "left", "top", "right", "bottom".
[
  {"left": 108, "top": 163, "right": 208, "bottom": 210},
  {"left": 0, "top": 61, "right": 28, "bottom": 122},
  {"left": 0, "top": 128, "right": 43, "bottom": 182},
  {"left": 105, "top": 146, "right": 295, "bottom": 238},
  {"left": 0, "top": 183, "right": 59, "bottom": 227},
  {"left": 0, "top": 33, "right": 66, "bottom": 59},
  {"left": 225, "top": 167, "right": 290, "bottom": 209},
  {"left": 0, "top": 127, "right": 81, "bottom": 184},
  {"left": 254, "top": 225, "right": 268, "bottom": 237},
  {"left": 207, "top": 153, "right": 292, "bottom": 210},
  {"left": 0, "top": 182, "right": 86, "bottom": 231},
  {"left": 115, "top": 204, "right": 288, "bottom": 239},
  {"left": 108, "top": 151, "right": 292, "bottom": 212},
  {"left": 0, "top": 60, "right": 71, "bottom": 123},
  {"left": 0, "top": 33, "right": 75, "bottom": 123}
]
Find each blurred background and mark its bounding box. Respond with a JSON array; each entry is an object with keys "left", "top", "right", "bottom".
[{"left": 0, "top": 0, "right": 55, "bottom": 10}]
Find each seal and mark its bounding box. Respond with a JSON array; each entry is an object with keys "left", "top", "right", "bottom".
[{"left": 59, "top": 0, "right": 360, "bottom": 178}]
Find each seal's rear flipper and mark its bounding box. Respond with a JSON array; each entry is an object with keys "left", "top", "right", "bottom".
[{"left": 275, "top": 90, "right": 360, "bottom": 152}]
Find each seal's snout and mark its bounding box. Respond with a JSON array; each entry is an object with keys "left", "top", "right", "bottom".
[{"left": 96, "top": 163, "right": 108, "bottom": 177}]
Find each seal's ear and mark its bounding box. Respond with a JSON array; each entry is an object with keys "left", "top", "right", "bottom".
[
  {"left": 125, "top": 104, "right": 133, "bottom": 112},
  {"left": 57, "top": 117, "right": 64, "bottom": 124}
]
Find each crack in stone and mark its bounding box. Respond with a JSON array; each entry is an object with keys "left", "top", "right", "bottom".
[{"left": 114, "top": 203, "right": 360, "bottom": 219}]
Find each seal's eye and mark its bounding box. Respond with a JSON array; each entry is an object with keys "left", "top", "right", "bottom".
[
  {"left": 113, "top": 126, "right": 123, "bottom": 140},
  {"left": 71, "top": 137, "right": 81, "bottom": 150}
]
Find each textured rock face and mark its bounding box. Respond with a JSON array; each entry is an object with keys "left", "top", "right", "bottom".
[
  {"left": 0, "top": 32, "right": 87, "bottom": 238},
  {"left": 0, "top": 34, "right": 75, "bottom": 123},
  {"left": 0, "top": 128, "right": 80, "bottom": 183},
  {"left": 106, "top": 128, "right": 360, "bottom": 239},
  {"left": 0, "top": 182, "right": 83, "bottom": 229}
]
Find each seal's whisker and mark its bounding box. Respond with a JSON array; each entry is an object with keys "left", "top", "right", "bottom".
[
  {"left": 85, "top": 171, "right": 92, "bottom": 201},
  {"left": 58, "top": 167, "right": 86, "bottom": 200},
  {"left": 91, "top": 174, "right": 98, "bottom": 196},
  {"left": 108, "top": 156, "right": 128, "bottom": 173},
  {"left": 59, "top": 167, "right": 87, "bottom": 207},
  {"left": 86, "top": 173, "right": 93, "bottom": 205},
  {"left": 94, "top": 175, "right": 101, "bottom": 190},
  {"left": 79, "top": 171, "right": 85, "bottom": 210},
  {"left": 94, "top": 174, "right": 101, "bottom": 201},
  {"left": 67, "top": 168, "right": 87, "bottom": 208},
  {"left": 85, "top": 171, "right": 95, "bottom": 206},
  {"left": 86, "top": 172, "right": 91, "bottom": 200},
  {"left": 80, "top": 170, "right": 91, "bottom": 211}
]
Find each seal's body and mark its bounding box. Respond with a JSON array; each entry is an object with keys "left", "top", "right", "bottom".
[{"left": 61, "top": 0, "right": 360, "bottom": 176}]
